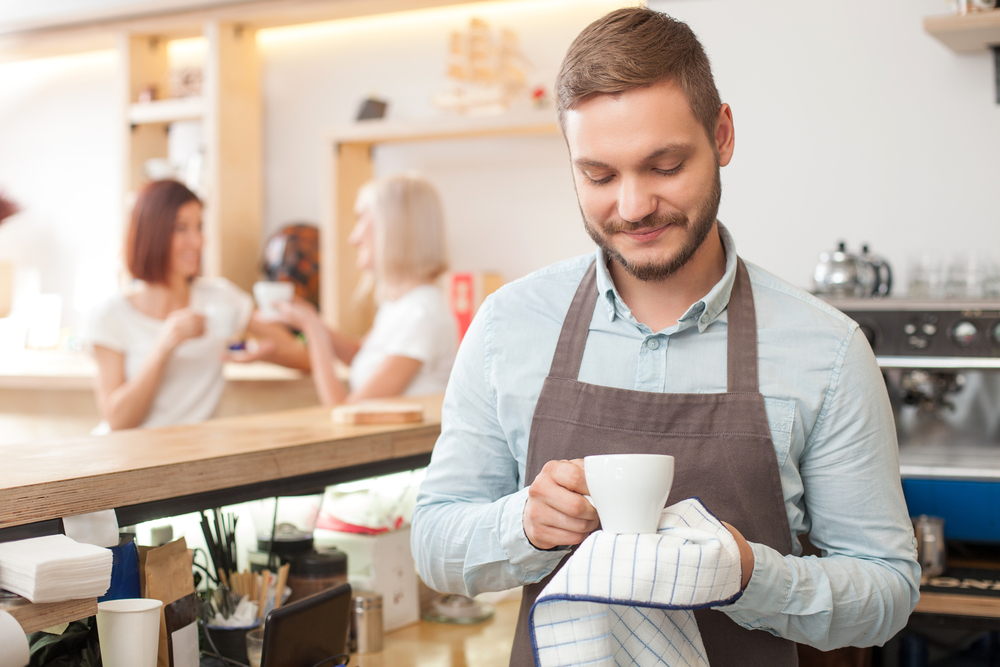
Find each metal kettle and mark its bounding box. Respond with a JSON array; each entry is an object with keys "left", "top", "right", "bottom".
[{"left": 814, "top": 242, "right": 892, "bottom": 298}]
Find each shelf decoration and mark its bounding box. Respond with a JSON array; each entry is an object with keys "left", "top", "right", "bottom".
[{"left": 433, "top": 18, "right": 531, "bottom": 115}]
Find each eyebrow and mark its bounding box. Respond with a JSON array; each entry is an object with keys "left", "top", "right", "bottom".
[{"left": 573, "top": 143, "right": 694, "bottom": 170}]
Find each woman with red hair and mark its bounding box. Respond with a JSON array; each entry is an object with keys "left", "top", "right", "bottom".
[{"left": 83, "top": 180, "right": 307, "bottom": 430}]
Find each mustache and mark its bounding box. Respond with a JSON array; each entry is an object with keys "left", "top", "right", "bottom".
[{"left": 601, "top": 211, "right": 688, "bottom": 235}]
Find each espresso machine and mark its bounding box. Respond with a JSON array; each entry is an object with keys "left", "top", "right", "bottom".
[{"left": 829, "top": 298, "right": 1000, "bottom": 544}]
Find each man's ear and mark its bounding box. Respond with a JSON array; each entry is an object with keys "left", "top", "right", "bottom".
[{"left": 715, "top": 103, "right": 735, "bottom": 167}]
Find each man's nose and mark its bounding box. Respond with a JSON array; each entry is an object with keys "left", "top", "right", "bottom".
[{"left": 617, "top": 177, "right": 657, "bottom": 224}]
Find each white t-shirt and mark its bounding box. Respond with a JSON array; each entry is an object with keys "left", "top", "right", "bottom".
[
  {"left": 350, "top": 284, "right": 457, "bottom": 397},
  {"left": 82, "top": 278, "right": 254, "bottom": 429}
]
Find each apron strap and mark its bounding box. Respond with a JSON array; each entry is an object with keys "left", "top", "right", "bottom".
[
  {"left": 547, "top": 260, "right": 600, "bottom": 380},
  {"left": 727, "top": 258, "right": 759, "bottom": 394},
  {"left": 547, "top": 256, "right": 760, "bottom": 394}
]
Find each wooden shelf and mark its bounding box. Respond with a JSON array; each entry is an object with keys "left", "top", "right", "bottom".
[
  {"left": 0, "top": 596, "right": 97, "bottom": 634},
  {"left": 128, "top": 97, "right": 204, "bottom": 125},
  {"left": 925, "top": 10, "right": 1000, "bottom": 53}
]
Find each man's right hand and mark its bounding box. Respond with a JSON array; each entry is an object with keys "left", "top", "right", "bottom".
[{"left": 524, "top": 459, "right": 600, "bottom": 550}]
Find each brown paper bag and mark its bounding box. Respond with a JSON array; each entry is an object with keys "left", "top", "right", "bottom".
[{"left": 141, "top": 537, "right": 195, "bottom": 667}]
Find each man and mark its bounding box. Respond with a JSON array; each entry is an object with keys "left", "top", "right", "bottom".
[{"left": 412, "top": 7, "right": 919, "bottom": 666}]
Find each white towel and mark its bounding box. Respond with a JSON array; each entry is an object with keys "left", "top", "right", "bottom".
[{"left": 530, "top": 498, "right": 743, "bottom": 667}]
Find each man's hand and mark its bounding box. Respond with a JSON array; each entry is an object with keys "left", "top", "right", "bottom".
[
  {"left": 524, "top": 459, "right": 600, "bottom": 550},
  {"left": 721, "top": 521, "right": 755, "bottom": 590}
]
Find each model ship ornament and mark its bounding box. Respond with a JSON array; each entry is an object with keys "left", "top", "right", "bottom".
[{"left": 433, "top": 18, "right": 532, "bottom": 115}]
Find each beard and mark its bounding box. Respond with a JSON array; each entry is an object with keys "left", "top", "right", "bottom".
[{"left": 583, "top": 167, "right": 722, "bottom": 282}]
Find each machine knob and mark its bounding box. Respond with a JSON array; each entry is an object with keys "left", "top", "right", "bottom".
[
  {"left": 950, "top": 321, "right": 979, "bottom": 347},
  {"left": 858, "top": 324, "right": 877, "bottom": 348},
  {"left": 993, "top": 322, "right": 1000, "bottom": 345},
  {"left": 903, "top": 323, "right": 917, "bottom": 335},
  {"left": 922, "top": 323, "right": 937, "bottom": 336}
]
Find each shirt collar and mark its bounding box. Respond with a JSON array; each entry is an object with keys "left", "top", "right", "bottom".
[{"left": 594, "top": 221, "right": 739, "bottom": 334}]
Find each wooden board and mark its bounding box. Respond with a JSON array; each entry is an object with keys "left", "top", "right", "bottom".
[
  {"left": 915, "top": 591, "right": 1000, "bottom": 618},
  {"left": 0, "top": 596, "right": 97, "bottom": 634},
  {"left": 332, "top": 402, "right": 425, "bottom": 425}
]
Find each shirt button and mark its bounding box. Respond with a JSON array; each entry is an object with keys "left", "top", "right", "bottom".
[{"left": 647, "top": 338, "right": 660, "bottom": 350}]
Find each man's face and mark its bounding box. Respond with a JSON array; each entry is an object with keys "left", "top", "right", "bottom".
[{"left": 564, "top": 80, "right": 731, "bottom": 282}]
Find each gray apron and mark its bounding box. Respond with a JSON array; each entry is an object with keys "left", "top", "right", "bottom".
[{"left": 510, "top": 258, "right": 797, "bottom": 667}]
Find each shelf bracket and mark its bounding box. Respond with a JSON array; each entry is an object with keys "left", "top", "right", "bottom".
[{"left": 995, "top": 45, "right": 1000, "bottom": 104}]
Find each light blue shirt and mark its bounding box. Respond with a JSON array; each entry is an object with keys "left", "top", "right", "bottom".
[{"left": 412, "top": 225, "right": 920, "bottom": 650}]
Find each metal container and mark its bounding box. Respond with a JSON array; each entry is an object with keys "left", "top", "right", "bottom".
[
  {"left": 912, "top": 515, "right": 946, "bottom": 577},
  {"left": 351, "top": 590, "right": 383, "bottom": 654}
]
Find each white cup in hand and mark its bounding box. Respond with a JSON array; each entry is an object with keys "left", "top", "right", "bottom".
[
  {"left": 584, "top": 454, "right": 674, "bottom": 534},
  {"left": 253, "top": 281, "right": 294, "bottom": 319},
  {"left": 204, "top": 302, "right": 240, "bottom": 339}
]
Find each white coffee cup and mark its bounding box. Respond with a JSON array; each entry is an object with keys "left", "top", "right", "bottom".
[
  {"left": 96, "top": 598, "right": 163, "bottom": 667},
  {"left": 253, "top": 281, "right": 294, "bottom": 319},
  {"left": 584, "top": 454, "right": 675, "bottom": 534},
  {"left": 204, "top": 302, "right": 240, "bottom": 339}
]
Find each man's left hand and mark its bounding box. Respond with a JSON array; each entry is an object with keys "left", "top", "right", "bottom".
[{"left": 721, "top": 521, "right": 754, "bottom": 590}]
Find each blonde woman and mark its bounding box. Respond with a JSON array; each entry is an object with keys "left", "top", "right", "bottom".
[{"left": 272, "top": 174, "right": 457, "bottom": 405}]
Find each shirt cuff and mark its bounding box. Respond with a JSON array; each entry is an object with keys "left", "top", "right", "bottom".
[
  {"left": 497, "top": 487, "right": 570, "bottom": 584},
  {"left": 720, "top": 541, "right": 792, "bottom": 623}
]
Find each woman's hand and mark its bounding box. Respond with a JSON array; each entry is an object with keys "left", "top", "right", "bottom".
[
  {"left": 225, "top": 338, "right": 278, "bottom": 364},
  {"left": 272, "top": 299, "right": 322, "bottom": 332},
  {"left": 156, "top": 308, "right": 206, "bottom": 353}
]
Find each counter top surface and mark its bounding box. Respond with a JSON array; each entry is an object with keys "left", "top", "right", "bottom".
[
  {"left": 1, "top": 394, "right": 442, "bottom": 530},
  {"left": 0, "top": 349, "right": 306, "bottom": 390},
  {"left": 353, "top": 595, "right": 520, "bottom": 667}
]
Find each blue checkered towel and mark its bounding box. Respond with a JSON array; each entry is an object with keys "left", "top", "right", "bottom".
[{"left": 529, "top": 498, "right": 743, "bottom": 667}]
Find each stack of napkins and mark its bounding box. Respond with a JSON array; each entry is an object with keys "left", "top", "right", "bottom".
[{"left": 0, "top": 534, "right": 113, "bottom": 603}]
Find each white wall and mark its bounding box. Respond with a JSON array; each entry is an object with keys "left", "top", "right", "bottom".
[
  {"left": 0, "top": 0, "right": 997, "bottom": 337},
  {"left": 260, "top": 0, "right": 1000, "bottom": 290},
  {"left": 651, "top": 0, "right": 1000, "bottom": 290},
  {"left": 0, "top": 50, "right": 121, "bottom": 332},
  {"left": 256, "top": 0, "right": 626, "bottom": 279}
]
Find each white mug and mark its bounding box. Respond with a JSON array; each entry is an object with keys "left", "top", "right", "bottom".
[
  {"left": 253, "top": 281, "right": 294, "bottom": 319},
  {"left": 204, "top": 302, "right": 240, "bottom": 339},
  {"left": 584, "top": 454, "right": 674, "bottom": 534}
]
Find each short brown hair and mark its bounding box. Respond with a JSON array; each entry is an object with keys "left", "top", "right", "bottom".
[
  {"left": 555, "top": 7, "right": 722, "bottom": 142},
  {"left": 0, "top": 190, "right": 18, "bottom": 225},
  {"left": 126, "top": 180, "right": 200, "bottom": 284}
]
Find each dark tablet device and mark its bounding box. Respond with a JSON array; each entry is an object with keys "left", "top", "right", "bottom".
[{"left": 261, "top": 582, "right": 352, "bottom": 667}]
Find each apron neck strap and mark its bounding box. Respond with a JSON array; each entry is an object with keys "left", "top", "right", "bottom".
[
  {"left": 727, "top": 258, "right": 759, "bottom": 394},
  {"left": 547, "top": 260, "right": 601, "bottom": 381},
  {"left": 547, "top": 257, "right": 759, "bottom": 394}
]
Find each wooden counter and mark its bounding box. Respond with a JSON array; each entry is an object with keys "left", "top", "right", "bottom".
[
  {"left": 1, "top": 394, "right": 442, "bottom": 632},
  {"left": 0, "top": 393, "right": 441, "bottom": 533}
]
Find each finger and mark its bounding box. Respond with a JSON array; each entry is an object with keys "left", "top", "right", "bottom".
[
  {"left": 525, "top": 494, "right": 598, "bottom": 535},
  {"left": 528, "top": 471, "right": 598, "bottom": 524},
  {"left": 540, "top": 459, "right": 590, "bottom": 497}
]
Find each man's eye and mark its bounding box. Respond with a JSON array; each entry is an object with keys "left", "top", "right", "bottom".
[
  {"left": 586, "top": 174, "right": 614, "bottom": 186},
  {"left": 655, "top": 163, "right": 684, "bottom": 176}
]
